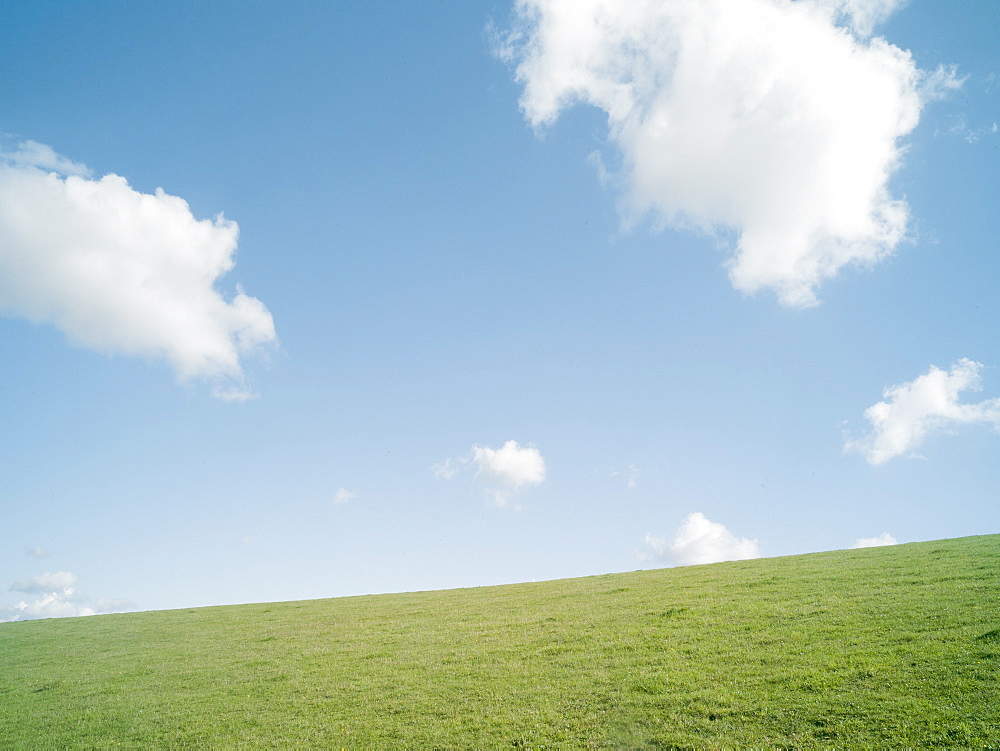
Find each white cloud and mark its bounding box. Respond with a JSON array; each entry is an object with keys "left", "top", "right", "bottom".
[
  {"left": 24, "top": 545, "right": 49, "bottom": 558},
  {"left": 640, "top": 512, "right": 760, "bottom": 566},
  {"left": 852, "top": 532, "right": 897, "bottom": 547},
  {"left": 10, "top": 571, "right": 79, "bottom": 593},
  {"left": 846, "top": 359, "right": 1000, "bottom": 465},
  {"left": 0, "top": 140, "right": 276, "bottom": 398},
  {"left": 332, "top": 488, "right": 357, "bottom": 505},
  {"left": 434, "top": 440, "right": 546, "bottom": 507},
  {"left": 472, "top": 440, "right": 546, "bottom": 489},
  {"left": 1, "top": 591, "right": 97, "bottom": 622},
  {"left": 502, "top": 0, "right": 957, "bottom": 306},
  {"left": 2, "top": 571, "right": 134, "bottom": 622},
  {"left": 919, "top": 63, "right": 966, "bottom": 102}
]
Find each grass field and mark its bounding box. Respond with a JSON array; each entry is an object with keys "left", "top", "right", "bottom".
[{"left": 2, "top": 535, "right": 998, "bottom": 747}]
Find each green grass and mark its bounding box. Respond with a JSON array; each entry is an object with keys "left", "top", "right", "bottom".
[{"left": 2, "top": 535, "right": 999, "bottom": 747}]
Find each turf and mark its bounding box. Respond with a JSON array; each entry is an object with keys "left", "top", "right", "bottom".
[{"left": 1, "top": 535, "right": 998, "bottom": 747}]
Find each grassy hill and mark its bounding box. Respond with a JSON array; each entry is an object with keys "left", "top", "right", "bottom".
[{"left": 2, "top": 535, "right": 998, "bottom": 747}]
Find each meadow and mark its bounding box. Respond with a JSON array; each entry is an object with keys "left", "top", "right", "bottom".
[{"left": 1, "top": 534, "right": 998, "bottom": 747}]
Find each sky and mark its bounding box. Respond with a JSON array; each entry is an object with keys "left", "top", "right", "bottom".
[{"left": 1, "top": 0, "right": 997, "bottom": 620}]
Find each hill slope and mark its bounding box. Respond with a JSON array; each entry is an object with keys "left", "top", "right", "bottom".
[{"left": 2, "top": 535, "right": 998, "bottom": 747}]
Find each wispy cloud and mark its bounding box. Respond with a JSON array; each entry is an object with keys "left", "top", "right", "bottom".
[
  {"left": 0, "top": 139, "right": 276, "bottom": 399},
  {"left": 639, "top": 512, "right": 760, "bottom": 566},
  {"left": 608, "top": 464, "right": 641, "bottom": 489},
  {"left": 332, "top": 488, "right": 357, "bottom": 505},
  {"left": 431, "top": 458, "right": 460, "bottom": 480},
  {"left": 947, "top": 118, "right": 999, "bottom": 144},
  {"left": 24, "top": 545, "right": 49, "bottom": 559},
  {"left": 852, "top": 532, "right": 897, "bottom": 548},
  {"left": 846, "top": 359, "right": 1000, "bottom": 465},
  {"left": 1, "top": 140, "right": 90, "bottom": 176},
  {"left": 624, "top": 464, "right": 640, "bottom": 490},
  {"left": 501, "top": 0, "right": 959, "bottom": 306},
  {"left": 434, "top": 440, "right": 546, "bottom": 507}
]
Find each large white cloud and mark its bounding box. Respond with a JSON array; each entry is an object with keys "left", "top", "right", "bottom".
[
  {"left": 10, "top": 570, "right": 79, "bottom": 593},
  {"left": 433, "top": 440, "right": 546, "bottom": 507},
  {"left": 640, "top": 512, "right": 760, "bottom": 566},
  {"left": 846, "top": 359, "right": 1000, "bottom": 465},
  {"left": 0, "top": 140, "right": 276, "bottom": 399},
  {"left": 502, "top": 0, "right": 957, "bottom": 306},
  {"left": 2, "top": 570, "right": 134, "bottom": 622}
]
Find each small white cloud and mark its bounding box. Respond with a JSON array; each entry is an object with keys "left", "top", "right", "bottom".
[
  {"left": 640, "top": 512, "right": 760, "bottom": 566},
  {"left": 24, "top": 545, "right": 49, "bottom": 558},
  {"left": 473, "top": 440, "right": 546, "bottom": 507},
  {"left": 332, "top": 488, "right": 357, "bottom": 505},
  {"left": 846, "top": 359, "right": 1000, "bottom": 465},
  {"left": 0, "top": 140, "right": 277, "bottom": 398},
  {"left": 502, "top": 0, "right": 955, "bottom": 307},
  {"left": 434, "top": 440, "right": 546, "bottom": 507},
  {"left": 2, "top": 571, "right": 133, "bottom": 622},
  {"left": 852, "top": 532, "right": 897, "bottom": 548},
  {"left": 472, "top": 440, "right": 546, "bottom": 490}
]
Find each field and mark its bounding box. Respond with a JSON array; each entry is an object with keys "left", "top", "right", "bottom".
[{"left": 2, "top": 535, "right": 998, "bottom": 747}]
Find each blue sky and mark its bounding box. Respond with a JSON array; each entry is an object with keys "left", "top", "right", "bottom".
[{"left": 1, "top": 0, "right": 997, "bottom": 619}]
